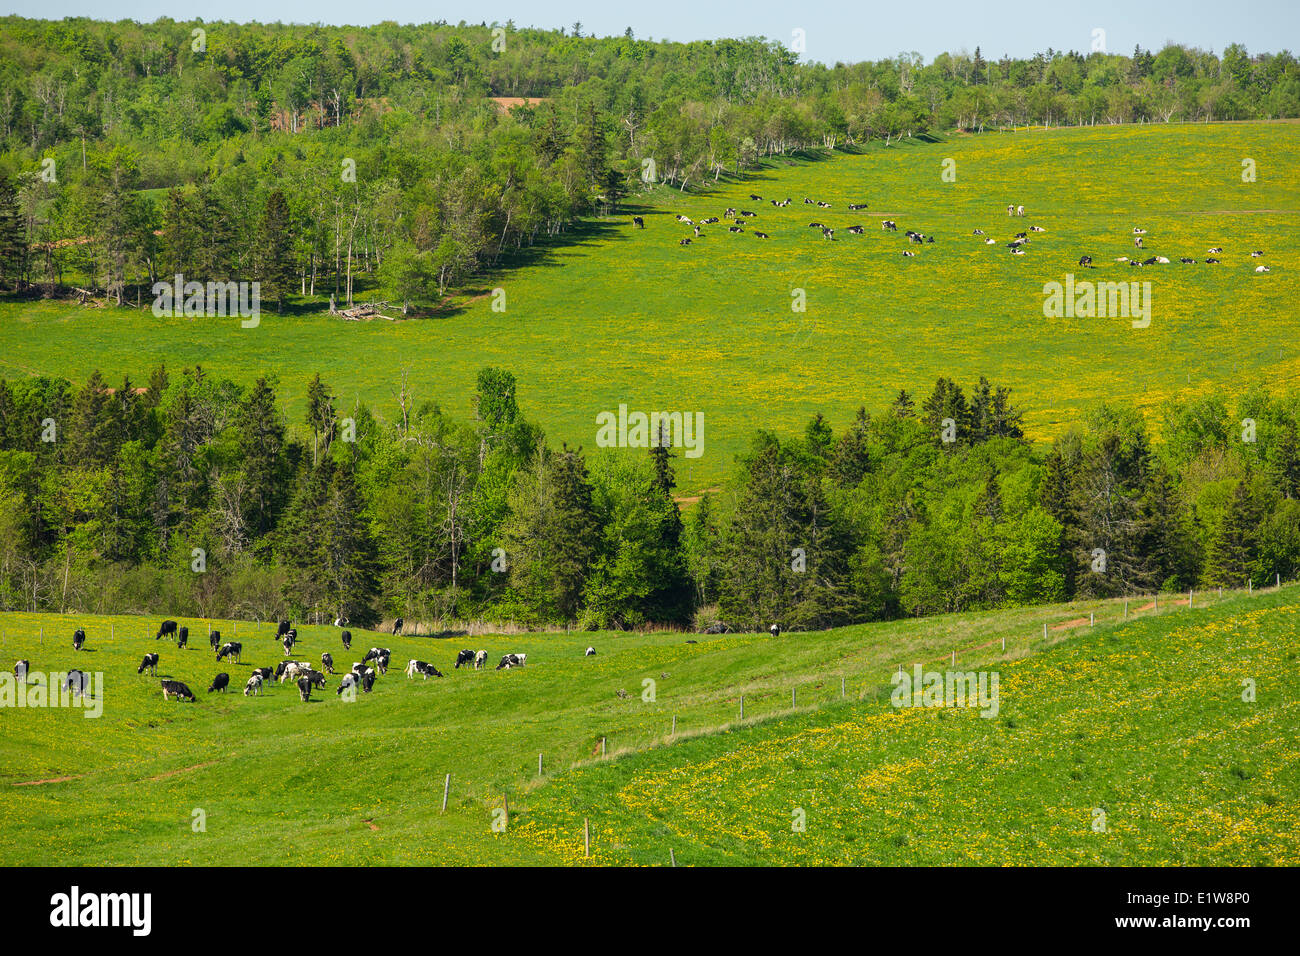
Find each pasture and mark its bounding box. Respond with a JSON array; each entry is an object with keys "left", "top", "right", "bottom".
[
  {"left": 0, "top": 583, "right": 1295, "bottom": 865},
  {"left": 1, "top": 122, "right": 1298, "bottom": 492}
]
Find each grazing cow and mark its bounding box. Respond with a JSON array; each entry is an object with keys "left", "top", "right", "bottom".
[
  {"left": 363, "top": 647, "right": 390, "bottom": 664},
  {"left": 208, "top": 672, "right": 230, "bottom": 693},
  {"left": 276, "top": 620, "right": 292, "bottom": 639},
  {"left": 250, "top": 666, "right": 274, "bottom": 683},
  {"left": 496, "top": 653, "right": 527, "bottom": 671},
  {"left": 156, "top": 620, "right": 178, "bottom": 641},
  {"left": 216, "top": 641, "right": 242, "bottom": 663},
  {"left": 1016, "top": 205, "right": 1025, "bottom": 216},
  {"left": 693, "top": 225, "right": 701, "bottom": 237},
  {"left": 297, "top": 676, "right": 313, "bottom": 702},
  {"left": 724, "top": 207, "right": 736, "bottom": 217},
  {"left": 303, "top": 669, "right": 327, "bottom": 689},
  {"left": 13, "top": 659, "right": 29, "bottom": 683},
  {"left": 321, "top": 652, "right": 334, "bottom": 675},
  {"left": 455, "top": 649, "right": 476, "bottom": 669},
  {"left": 1078, "top": 255, "right": 1093, "bottom": 267},
  {"left": 632, "top": 216, "right": 644, "bottom": 229},
  {"left": 821, "top": 228, "right": 835, "bottom": 240},
  {"left": 1134, "top": 237, "right": 1143, "bottom": 249},
  {"left": 406, "top": 660, "right": 443, "bottom": 679},
  {"left": 769, "top": 624, "right": 781, "bottom": 637},
  {"left": 881, "top": 220, "right": 897, "bottom": 231},
  {"left": 1255, "top": 265, "right": 1271, "bottom": 273},
  {"left": 375, "top": 653, "right": 390, "bottom": 676},
  {"left": 753, "top": 231, "right": 770, "bottom": 239},
  {"left": 1006, "top": 204, "right": 1014, "bottom": 216},
  {"left": 65, "top": 670, "right": 89, "bottom": 697},
  {"left": 585, "top": 646, "right": 596, "bottom": 656},
  {"left": 846, "top": 225, "right": 864, "bottom": 235},
  {"left": 137, "top": 653, "right": 159, "bottom": 676},
  {"left": 72, "top": 629, "right": 86, "bottom": 651},
  {"left": 177, "top": 626, "right": 188, "bottom": 649},
  {"left": 282, "top": 635, "right": 296, "bottom": 656},
  {"left": 474, "top": 650, "right": 488, "bottom": 670},
  {"left": 244, "top": 674, "right": 264, "bottom": 696},
  {"left": 361, "top": 673, "right": 376, "bottom": 694},
  {"left": 341, "top": 630, "right": 352, "bottom": 650},
  {"left": 807, "top": 222, "right": 824, "bottom": 229},
  {"left": 209, "top": 629, "right": 221, "bottom": 651},
  {"left": 279, "top": 662, "right": 312, "bottom": 683},
  {"left": 161, "top": 679, "right": 195, "bottom": 702}
]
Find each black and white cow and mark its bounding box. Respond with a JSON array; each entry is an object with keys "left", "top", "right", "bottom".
[
  {"left": 321, "top": 652, "right": 334, "bottom": 675},
  {"left": 585, "top": 646, "right": 596, "bottom": 656},
  {"left": 337, "top": 673, "right": 358, "bottom": 695},
  {"left": 769, "top": 623, "right": 781, "bottom": 638},
  {"left": 177, "top": 626, "right": 188, "bottom": 649},
  {"left": 496, "top": 653, "right": 527, "bottom": 671},
  {"left": 405, "top": 660, "right": 443, "bottom": 679},
  {"left": 156, "top": 620, "right": 177, "bottom": 641},
  {"left": 455, "top": 649, "right": 476, "bottom": 669},
  {"left": 276, "top": 620, "right": 292, "bottom": 640},
  {"left": 1078, "top": 255, "right": 1093, "bottom": 267},
  {"left": 632, "top": 216, "right": 644, "bottom": 229},
  {"left": 282, "top": 632, "right": 296, "bottom": 655},
  {"left": 208, "top": 672, "right": 230, "bottom": 693},
  {"left": 1208, "top": 246, "right": 1224, "bottom": 254},
  {"left": 881, "top": 220, "right": 897, "bottom": 231},
  {"left": 846, "top": 225, "right": 865, "bottom": 235},
  {"left": 209, "top": 629, "right": 221, "bottom": 651},
  {"left": 278, "top": 662, "right": 312, "bottom": 683},
  {"left": 216, "top": 641, "right": 242, "bottom": 663},
  {"left": 244, "top": 674, "right": 264, "bottom": 696},
  {"left": 297, "top": 676, "right": 314, "bottom": 702},
  {"left": 250, "top": 666, "right": 274, "bottom": 684},
  {"left": 392, "top": 618, "right": 404, "bottom": 636},
  {"left": 474, "top": 650, "right": 488, "bottom": 670},
  {"left": 65, "top": 669, "right": 89, "bottom": 696},
  {"left": 363, "top": 647, "right": 390, "bottom": 664},
  {"left": 137, "top": 653, "right": 159, "bottom": 676},
  {"left": 161, "top": 679, "right": 195, "bottom": 702},
  {"left": 303, "top": 669, "right": 327, "bottom": 689},
  {"left": 72, "top": 629, "right": 86, "bottom": 651},
  {"left": 13, "top": 659, "right": 29, "bottom": 683}
]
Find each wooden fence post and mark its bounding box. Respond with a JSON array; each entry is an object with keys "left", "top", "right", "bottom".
[
  {"left": 584, "top": 818, "right": 590, "bottom": 858},
  {"left": 740, "top": 696, "right": 745, "bottom": 720},
  {"left": 441, "top": 773, "right": 450, "bottom": 813}
]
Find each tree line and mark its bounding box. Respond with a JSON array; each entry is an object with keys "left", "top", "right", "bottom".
[{"left": 1, "top": 367, "right": 1295, "bottom": 630}]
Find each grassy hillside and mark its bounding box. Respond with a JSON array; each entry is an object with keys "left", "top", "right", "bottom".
[
  {"left": 1, "top": 583, "right": 1295, "bottom": 865},
  {"left": 3, "top": 122, "right": 1298, "bottom": 493}
]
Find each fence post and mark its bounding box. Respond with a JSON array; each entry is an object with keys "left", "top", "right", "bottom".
[
  {"left": 538, "top": 752, "right": 543, "bottom": 776},
  {"left": 669, "top": 848, "right": 676, "bottom": 867},
  {"left": 1189, "top": 589, "right": 1193, "bottom": 609},
  {"left": 841, "top": 676, "right": 845, "bottom": 699},
  {"left": 1090, "top": 612, "right": 1094, "bottom": 626},
  {"left": 740, "top": 696, "right": 745, "bottom": 720},
  {"left": 1124, "top": 600, "right": 1128, "bottom": 619},
  {"left": 601, "top": 737, "right": 606, "bottom": 757},
  {"left": 584, "top": 818, "right": 590, "bottom": 859},
  {"left": 671, "top": 715, "right": 676, "bottom": 736},
  {"left": 441, "top": 773, "right": 450, "bottom": 813},
  {"left": 1001, "top": 636, "right": 1005, "bottom": 652},
  {"left": 1042, "top": 622, "right": 1047, "bottom": 640}
]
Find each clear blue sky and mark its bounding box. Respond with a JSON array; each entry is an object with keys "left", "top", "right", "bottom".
[{"left": 3, "top": 0, "right": 1296, "bottom": 66}]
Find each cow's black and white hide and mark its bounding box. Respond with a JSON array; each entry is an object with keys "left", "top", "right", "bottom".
[
  {"left": 216, "top": 641, "right": 241, "bottom": 663},
  {"left": 161, "top": 679, "right": 195, "bottom": 702},
  {"left": 455, "top": 649, "right": 476, "bottom": 669},
  {"left": 137, "top": 653, "right": 159, "bottom": 676}
]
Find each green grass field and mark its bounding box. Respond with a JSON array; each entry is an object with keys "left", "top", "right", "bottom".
[
  {"left": 2, "top": 123, "right": 1298, "bottom": 492},
  {"left": 2, "top": 584, "right": 1296, "bottom": 865}
]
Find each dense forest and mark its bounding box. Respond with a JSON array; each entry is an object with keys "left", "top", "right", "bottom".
[
  {"left": 0, "top": 367, "right": 1296, "bottom": 630},
  {"left": 0, "top": 17, "right": 1297, "bottom": 307}
]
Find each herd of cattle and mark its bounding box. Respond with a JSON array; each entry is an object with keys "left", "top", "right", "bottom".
[
  {"left": 11, "top": 620, "right": 551, "bottom": 706},
  {"left": 646, "top": 196, "right": 1274, "bottom": 272}
]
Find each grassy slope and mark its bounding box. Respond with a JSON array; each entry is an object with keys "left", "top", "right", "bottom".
[
  {"left": 1, "top": 585, "right": 1295, "bottom": 865},
  {"left": 2, "top": 123, "right": 1298, "bottom": 493}
]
